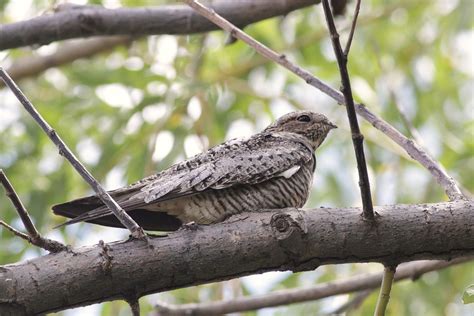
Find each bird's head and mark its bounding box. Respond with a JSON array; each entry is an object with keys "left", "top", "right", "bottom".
[{"left": 264, "top": 111, "right": 337, "bottom": 150}]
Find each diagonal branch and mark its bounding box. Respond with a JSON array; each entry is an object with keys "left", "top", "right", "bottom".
[
  {"left": 0, "top": 69, "right": 146, "bottom": 239},
  {"left": 0, "top": 220, "right": 33, "bottom": 242},
  {"left": 153, "top": 258, "right": 469, "bottom": 316},
  {"left": 184, "top": 0, "right": 464, "bottom": 201},
  {"left": 328, "top": 289, "right": 373, "bottom": 315},
  {"left": 344, "top": 0, "right": 362, "bottom": 56},
  {"left": 0, "top": 170, "right": 67, "bottom": 253},
  {"left": 0, "top": 36, "right": 132, "bottom": 86},
  {"left": 321, "top": 0, "right": 374, "bottom": 219}
]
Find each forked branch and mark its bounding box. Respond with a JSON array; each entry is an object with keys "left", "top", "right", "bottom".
[
  {"left": 344, "top": 0, "right": 362, "bottom": 56},
  {"left": 0, "top": 170, "right": 66, "bottom": 253},
  {"left": 184, "top": 0, "right": 464, "bottom": 201},
  {"left": 321, "top": 0, "right": 374, "bottom": 219},
  {"left": 0, "top": 68, "right": 146, "bottom": 239}
]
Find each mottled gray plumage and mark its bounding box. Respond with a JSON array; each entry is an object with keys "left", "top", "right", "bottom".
[{"left": 53, "top": 111, "right": 336, "bottom": 231}]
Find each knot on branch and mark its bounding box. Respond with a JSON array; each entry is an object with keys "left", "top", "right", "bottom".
[
  {"left": 78, "top": 11, "right": 105, "bottom": 34},
  {"left": 270, "top": 209, "right": 308, "bottom": 240},
  {"left": 271, "top": 210, "right": 319, "bottom": 271},
  {"left": 99, "top": 240, "right": 113, "bottom": 275},
  {"left": 352, "top": 133, "right": 364, "bottom": 142},
  {"left": 271, "top": 211, "right": 306, "bottom": 240},
  {"left": 273, "top": 215, "right": 290, "bottom": 233}
]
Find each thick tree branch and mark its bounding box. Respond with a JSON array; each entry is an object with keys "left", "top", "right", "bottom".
[
  {"left": 0, "top": 0, "right": 318, "bottom": 50},
  {"left": 185, "top": 0, "right": 464, "bottom": 201},
  {"left": 321, "top": 0, "right": 374, "bottom": 219},
  {"left": 0, "top": 69, "right": 146, "bottom": 239},
  {"left": 153, "top": 258, "right": 470, "bottom": 316},
  {"left": 0, "top": 201, "right": 472, "bottom": 315}
]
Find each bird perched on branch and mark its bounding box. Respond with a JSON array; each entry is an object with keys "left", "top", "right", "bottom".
[{"left": 53, "top": 111, "right": 336, "bottom": 231}]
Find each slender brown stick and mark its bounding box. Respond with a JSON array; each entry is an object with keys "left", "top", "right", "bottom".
[
  {"left": 387, "top": 95, "right": 473, "bottom": 199},
  {"left": 373, "top": 51, "right": 425, "bottom": 146},
  {"left": 374, "top": 265, "right": 397, "bottom": 316},
  {"left": 126, "top": 297, "right": 140, "bottom": 316},
  {"left": 321, "top": 0, "right": 374, "bottom": 219},
  {"left": 153, "top": 257, "right": 471, "bottom": 315},
  {"left": 389, "top": 89, "right": 425, "bottom": 146},
  {"left": 0, "top": 68, "right": 146, "bottom": 239},
  {"left": 0, "top": 170, "right": 67, "bottom": 252},
  {"left": 329, "top": 289, "right": 373, "bottom": 314},
  {"left": 344, "top": 0, "right": 362, "bottom": 56},
  {"left": 0, "top": 220, "right": 31, "bottom": 240},
  {"left": 0, "top": 36, "right": 132, "bottom": 86},
  {"left": 184, "top": 0, "right": 464, "bottom": 201},
  {"left": 0, "top": 170, "right": 40, "bottom": 239}
]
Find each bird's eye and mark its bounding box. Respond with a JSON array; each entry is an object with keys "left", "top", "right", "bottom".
[{"left": 297, "top": 115, "right": 311, "bottom": 122}]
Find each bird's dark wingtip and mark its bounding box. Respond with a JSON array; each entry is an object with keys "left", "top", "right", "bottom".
[
  {"left": 53, "top": 217, "right": 91, "bottom": 229},
  {"left": 52, "top": 199, "right": 183, "bottom": 231},
  {"left": 52, "top": 221, "right": 68, "bottom": 230}
]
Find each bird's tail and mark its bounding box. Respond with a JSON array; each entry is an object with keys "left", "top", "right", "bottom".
[
  {"left": 52, "top": 194, "right": 182, "bottom": 231},
  {"left": 52, "top": 195, "right": 113, "bottom": 227}
]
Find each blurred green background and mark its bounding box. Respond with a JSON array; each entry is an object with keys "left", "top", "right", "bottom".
[{"left": 0, "top": 0, "right": 473, "bottom": 315}]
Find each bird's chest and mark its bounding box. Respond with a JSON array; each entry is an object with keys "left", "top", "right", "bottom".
[
  {"left": 163, "top": 159, "right": 315, "bottom": 224},
  {"left": 265, "top": 159, "right": 314, "bottom": 208}
]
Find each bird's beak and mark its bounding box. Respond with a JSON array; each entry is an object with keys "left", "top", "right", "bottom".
[{"left": 327, "top": 121, "right": 338, "bottom": 129}]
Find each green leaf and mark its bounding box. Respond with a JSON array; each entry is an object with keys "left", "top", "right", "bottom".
[{"left": 463, "top": 284, "right": 474, "bottom": 304}]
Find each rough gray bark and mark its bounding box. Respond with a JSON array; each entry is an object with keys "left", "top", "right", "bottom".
[
  {"left": 0, "top": 200, "right": 472, "bottom": 315},
  {"left": 0, "top": 0, "right": 319, "bottom": 50}
]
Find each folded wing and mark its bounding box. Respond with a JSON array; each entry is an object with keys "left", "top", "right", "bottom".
[{"left": 53, "top": 135, "right": 313, "bottom": 229}]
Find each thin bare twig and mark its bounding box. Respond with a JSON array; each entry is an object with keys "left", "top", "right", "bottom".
[
  {"left": 153, "top": 257, "right": 471, "bottom": 315},
  {"left": 210, "top": 2, "right": 414, "bottom": 83},
  {"left": 321, "top": 0, "right": 374, "bottom": 219},
  {"left": 389, "top": 90, "right": 425, "bottom": 146},
  {"left": 374, "top": 265, "right": 397, "bottom": 316},
  {"left": 372, "top": 47, "right": 425, "bottom": 146},
  {"left": 0, "top": 170, "right": 40, "bottom": 238},
  {"left": 0, "top": 170, "right": 67, "bottom": 252},
  {"left": 328, "top": 289, "right": 373, "bottom": 315},
  {"left": 387, "top": 96, "right": 473, "bottom": 199},
  {"left": 0, "top": 220, "right": 31, "bottom": 240},
  {"left": 0, "top": 68, "right": 146, "bottom": 239},
  {"left": 184, "top": 0, "right": 464, "bottom": 201},
  {"left": 0, "top": 36, "right": 132, "bottom": 86},
  {"left": 126, "top": 297, "right": 141, "bottom": 316},
  {"left": 344, "top": 0, "right": 362, "bottom": 56}
]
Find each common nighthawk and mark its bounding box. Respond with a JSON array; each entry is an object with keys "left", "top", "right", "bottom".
[{"left": 53, "top": 111, "right": 336, "bottom": 231}]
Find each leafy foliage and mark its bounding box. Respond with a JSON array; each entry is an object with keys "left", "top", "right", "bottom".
[
  {"left": 463, "top": 284, "right": 474, "bottom": 304},
  {"left": 0, "top": 0, "right": 472, "bottom": 315}
]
